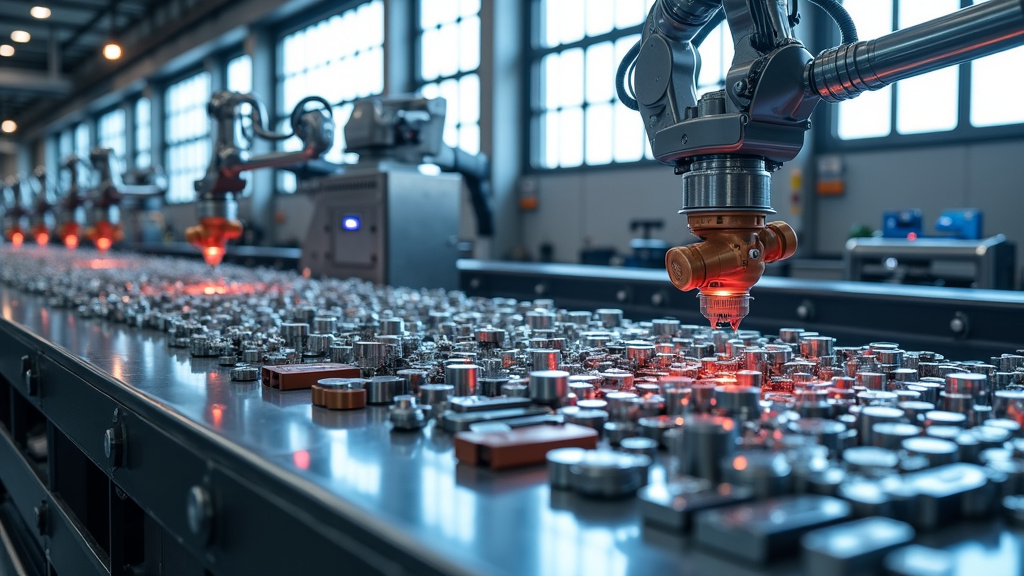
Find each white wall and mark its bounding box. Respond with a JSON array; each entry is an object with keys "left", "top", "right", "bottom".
[
  {"left": 816, "top": 139, "right": 1024, "bottom": 277},
  {"left": 519, "top": 155, "right": 808, "bottom": 264}
]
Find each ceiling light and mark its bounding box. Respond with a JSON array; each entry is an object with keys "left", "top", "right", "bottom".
[
  {"left": 1, "top": 120, "right": 17, "bottom": 134},
  {"left": 10, "top": 31, "right": 30, "bottom": 43},
  {"left": 102, "top": 41, "right": 122, "bottom": 60},
  {"left": 0, "top": 45, "right": 13, "bottom": 57},
  {"left": 30, "top": 6, "right": 51, "bottom": 19}
]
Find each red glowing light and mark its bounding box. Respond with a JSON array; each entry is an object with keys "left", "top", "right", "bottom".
[
  {"left": 293, "top": 450, "right": 311, "bottom": 470},
  {"left": 202, "top": 246, "right": 225, "bottom": 267},
  {"left": 211, "top": 404, "right": 224, "bottom": 428},
  {"left": 64, "top": 235, "right": 79, "bottom": 250},
  {"left": 95, "top": 237, "right": 112, "bottom": 251},
  {"left": 10, "top": 232, "right": 24, "bottom": 247},
  {"left": 907, "top": 232, "right": 918, "bottom": 241},
  {"left": 34, "top": 232, "right": 49, "bottom": 246},
  {"left": 733, "top": 455, "right": 748, "bottom": 471}
]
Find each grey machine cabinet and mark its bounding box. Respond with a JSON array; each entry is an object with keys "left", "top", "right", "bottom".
[{"left": 298, "top": 166, "right": 462, "bottom": 289}]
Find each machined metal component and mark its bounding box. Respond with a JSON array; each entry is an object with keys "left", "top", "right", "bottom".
[
  {"left": 446, "top": 363, "right": 480, "bottom": 396},
  {"left": 312, "top": 378, "right": 367, "bottom": 410},
  {"left": 529, "top": 370, "right": 569, "bottom": 407},
  {"left": 230, "top": 366, "right": 260, "bottom": 382},
  {"left": 801, "top": 517, "right": 915, "bottom": 576},
  {"left": 365, "top": 375, "right": 404, "bottom": 405},
  {"left": 568, "top": 450, "right": 651, "bottom": 499},
  {"left": 694, "top": 495, "right": 852, "bottom": 565},
  {"left": 389, "top": 395, "right": 426, "bottom": 430}
]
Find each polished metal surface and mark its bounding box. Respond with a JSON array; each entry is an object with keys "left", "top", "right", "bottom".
[
  {"left": 809, "top": 0, "right": 1024, "bottom": 102},
  {"left": 4, "top": 249, "right": 1024, "bottom": 575}
]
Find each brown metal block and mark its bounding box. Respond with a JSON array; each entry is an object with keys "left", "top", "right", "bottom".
[
  {"left": 311, "top": 378, "right": 368, "bottom": 410},
  {"left": 261, "top": 363, "right": 360, "bottom": 391},
  {"left": 454, "top": 423, "right": 599, "bottom": 470}
]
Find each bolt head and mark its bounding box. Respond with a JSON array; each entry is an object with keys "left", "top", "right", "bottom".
[{"left": 749, "top": 248, "right": 761, "bottom": 259}]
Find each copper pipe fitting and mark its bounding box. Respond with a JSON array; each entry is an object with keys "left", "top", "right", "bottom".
[
  {"left": 185, "top": 217, "right": 243, "bottom": 267},
  {"left": 665, "top": 212, "right": 796, "bottom": 329}
]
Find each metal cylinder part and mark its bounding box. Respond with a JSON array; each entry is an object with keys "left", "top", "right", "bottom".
[
  {"left": 529, "top": 370, "right": 569, "bottom": 406},
  {"left": 446, "top": 363, "right": 480, "bottom": 396},
  {"left": 713, "top": 385, "right": 761, "bottom": 422},
  {"left": 569, "top": 450, "right": 650, "bottom": 498},
  {"left": 671, "top": 414, "right": 738, "bottom": 484},
  {"left": 871, "top": 422, "right": 922, "bottom": 450},
  {"left": 389, "top": 395, "right": 426, "bottom": 430},
  {"left": 857, "top": 372, "right": 887, "bottom": 391},
  {"left": 859, "top": 406, "right": 905, "bottom": 446},
  {"left": 548, "top": 447, "right": 589, "bottom": 490},
  {"left": 312, "top": 316, "right": 338, "bottom": 335},
  {"left": 637, "top": 415, "right": 682, "bottom": 447},
  {"left": 902, "top": 436, "right": 959, "bottom": 467},
  {"left": 365, "top": 376, "right": 403, "bottom": 405},
  {"left": 946, "top": 372, "right": 989, "bottom": 404},
  {"left": 530, "top": 349, "right": 560, "bottom": 372},
  {"left": 568, "top": 409, "right": 610, "bottom": 431},
  {"left": 419, "top": 383, "right": 454, "bottom": 407},
  {"left": 596, "top": 308, "right": 623, "bottom": 328},
  {"left": 924, "top": 410, "right": 968, "bottom": 428},
  {"left": 502, "top": 379, "right": 530, "bottom": 397},
  {"left": 280, "top": 322, "right": 309, "bottom": 352}
]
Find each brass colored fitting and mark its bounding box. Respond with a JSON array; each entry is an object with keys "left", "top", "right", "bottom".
[
  {"left": 186, "top": 217, "right": 243, "bottom": 267},
  {"left": 85, "top": 220, "right": 124, "bottom": 252},
  {"left": 665, "top": 212, "right": 796, "bottom": 329}
]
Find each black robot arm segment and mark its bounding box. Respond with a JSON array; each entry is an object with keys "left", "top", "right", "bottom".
[{"left": 432, "top": 145, "right": 494, "bottom": 238}]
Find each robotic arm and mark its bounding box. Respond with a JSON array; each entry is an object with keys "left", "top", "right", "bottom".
[
  {"left": 186, "top": 91, "right": 334, "bottom": 266},
  {"left": 345, "top": 95, "right": 494, "bottom": 237},
  {"left": 627, "top": 0, "right": 1024, "bottom": 328},
  {"left": 85, "top": 148, "right": 167, "bottom": 251},
  {"left": 55, "top": 156, "right": 86, "bottom": 249}
]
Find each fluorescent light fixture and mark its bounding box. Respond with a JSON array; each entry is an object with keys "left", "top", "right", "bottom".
[
  {"left": 0, "top": 45, "right": 13, "bottom": 57},
  {"left": 10, "top": 31, "right": 30, "bottom": 43},
  {"left": 1, "top": 120, "right": 17, "bottom": 134},
  {"left": 30, "top": 6, "right": 51, "bottom": 19}
]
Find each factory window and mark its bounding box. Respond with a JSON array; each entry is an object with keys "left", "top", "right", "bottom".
[
  {"left": 226, "top": 54, "right": 253, "bottom": 195},
  {"left": 529, "top": 0, "right": 731, "bottom": 169},
  {"left": 73, "top": 123, "right": 92, "bottom": 185},
  {"left": 417, "top": 0, "right": 481, "bottom": 154},
  {"left": 97, "top": 108, "right": 127, "bottom": 164},
  {"left": 164, "top": 71, "right": 212, "bottom": 203},
  {"left": 135, "top": 98, "right": 151, "bottom": 169},
  {"left": 276, "top": 0, "right": 385, "bottom": 192},
  {"left": 831, "top": 0, "right": 1024, "bottom": 145},
  {"left": 227, "top": 54, "right": 253, "bottom": 94},
  {"left": 57, "top": 129, "right": 74, "bottom": 189}
]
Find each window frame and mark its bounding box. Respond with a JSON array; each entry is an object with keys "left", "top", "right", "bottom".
[
  {"left": 273, "top": 0, "right": 386, "bottom": 192},
  {"left": 414, "top": 0, "right": 483, "bottom": 155},
  {"left": 96, "top": 105, "right": 128, "bottom": 165},
  {"left": 523, "top": 0, "right": 658, "bottom": 174},
  {"left": 162, "top": 67, "right": 213, "bottom": 204},
  {"left": 814, "top": 0, "right": 1024, "bottom": 153}
]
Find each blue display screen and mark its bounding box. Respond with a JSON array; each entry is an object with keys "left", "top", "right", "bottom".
[{"left": 341, "top": 215, "right": 361, "bottom": 231}]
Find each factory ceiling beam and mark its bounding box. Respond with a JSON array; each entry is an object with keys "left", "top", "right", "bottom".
[{"left": 0, "top": 69, "right": 71, "bottom": 95}]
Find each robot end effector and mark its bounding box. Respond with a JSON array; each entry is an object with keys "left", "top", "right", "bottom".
[
  {"left": 628, "top": 0, "right": 1024, "bottom": 328},
  {"left": 186, "top": 92, "right": 334, "bottom": 266}
]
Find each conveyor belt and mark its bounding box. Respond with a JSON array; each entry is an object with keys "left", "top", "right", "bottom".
[{"left": 0, "top": 249, "right": 1022, "bottom": 575}]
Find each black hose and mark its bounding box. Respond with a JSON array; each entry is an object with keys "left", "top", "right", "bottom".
[
  {"left": 615, "top": 39, "right": 643, "bottom": 111},
  {"left": 806, "top": 0, "right": 858, "bottom": 43},
  {"left": 616, "top": 7, "right": 728, "bottom": 111},
  {"left": 692, "top": 7, "right": 727, "bottom": 49}
]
